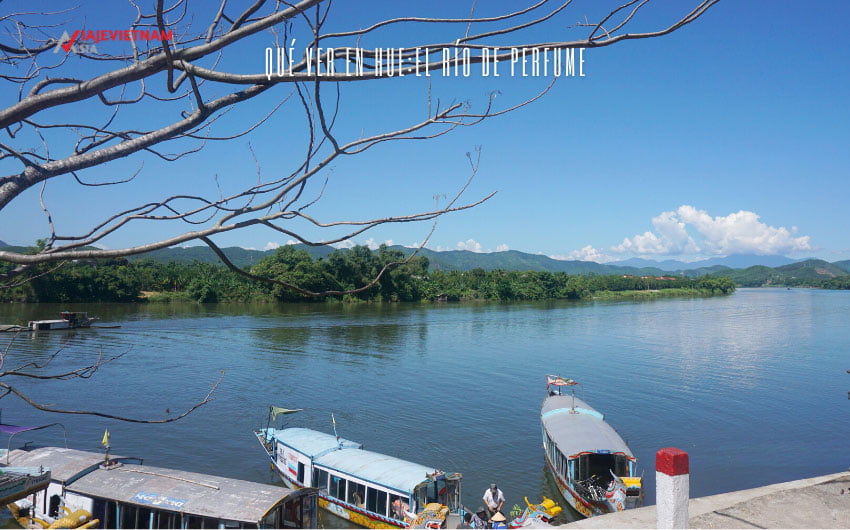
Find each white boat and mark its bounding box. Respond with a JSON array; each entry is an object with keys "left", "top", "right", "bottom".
[
  {"left": 0, "top": 466, "right": 51, "bottom": 505},
  {"left": 28, "top": 312, "right": 97, "bottom": 331},
  {"left": 255, "top": 407, "right": 463, "bottom": 529},
  {"left": 541, "top": 376, "right": 644, "bottom": 518}
]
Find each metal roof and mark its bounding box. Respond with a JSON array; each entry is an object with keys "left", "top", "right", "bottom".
[
  {"left": 6, "top": 446, "right": 128, "bottom": 484},
  {"left": 8, "top": 447, "right": 308, "bottom": 523},
  {"left": 541, "top": 394, "right": 634, "bottom": 459},
  {"left": 272, "top": 428, "right": 361, "bottom": 459},
  {"left": 274, "top": 428, "right": 440, "bottom": 494}
]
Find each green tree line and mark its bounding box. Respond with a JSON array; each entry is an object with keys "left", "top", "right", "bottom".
[{"left": 1, "top": 244, "right": 738, "bottom": 304}]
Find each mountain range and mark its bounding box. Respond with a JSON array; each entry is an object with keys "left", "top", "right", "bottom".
[
  {"left": 125, "top": 245, "right": 850, "bottom": 281},
  {"left": 2, "top": 239, "right": 848, "bottom": 283}
]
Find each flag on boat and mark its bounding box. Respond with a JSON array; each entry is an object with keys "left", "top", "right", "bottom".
[
  {"left": 101, "top": 429, "right": 110, "bottom": 448},
  {"left": 270, "top": 406, "right": 302, "bottom": 421},
  {"left": 547, "top": 375, "right": 578, "bottom": 388}
]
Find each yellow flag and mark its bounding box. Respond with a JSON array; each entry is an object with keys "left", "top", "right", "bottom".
[{"left": 101, "top": 429, "right": 110, "bottom": 448}]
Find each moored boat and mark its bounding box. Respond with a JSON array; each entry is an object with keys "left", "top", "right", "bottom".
[
  {"left": 7, "top": 446, "right": 317, "bottom": 528},
  {"left": 0, "top": 466, "right": 51, "bottom": 506},
  {"left": 255, "top": 406, "right": 463, "bottom": 529},
  {"left": 540, "top": 375, "right": 644, "bottom": 518},
  {"left": 28, "top": 312, "right": 97, "bottom": 331}
]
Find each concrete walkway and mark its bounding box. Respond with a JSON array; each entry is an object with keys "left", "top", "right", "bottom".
[{"left": 562, "top": 471, "right": 850, "bottom": 528}]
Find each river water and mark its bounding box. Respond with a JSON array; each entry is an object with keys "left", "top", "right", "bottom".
[{"left": 1, "top": 288, "right": 848, "bottom": 522}]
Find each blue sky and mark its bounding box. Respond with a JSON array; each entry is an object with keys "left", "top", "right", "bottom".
[{"left": 2, "top": 1, "right": 849, "bottom": 263}]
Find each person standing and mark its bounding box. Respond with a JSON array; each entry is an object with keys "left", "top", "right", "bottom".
[{"left": 483, "top": 483, "right": 505, "bottom": 518}]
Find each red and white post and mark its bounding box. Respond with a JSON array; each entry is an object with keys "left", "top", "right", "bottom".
[{"left": 656, "top": 447, "right": 689, "bottom": 528}]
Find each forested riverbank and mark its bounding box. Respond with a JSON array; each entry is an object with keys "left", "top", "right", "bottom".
[{"left": 1, "top": 245, "right": 736, "bottom": 304}]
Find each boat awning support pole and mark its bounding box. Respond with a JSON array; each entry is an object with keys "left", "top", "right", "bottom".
[{"left": 656, "top": 447, "right": 689, "bottom": 528}]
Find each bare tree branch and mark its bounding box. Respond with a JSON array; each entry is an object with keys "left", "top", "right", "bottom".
[{"left": 0, "top": 0, "right": 718, "bottom": 272}]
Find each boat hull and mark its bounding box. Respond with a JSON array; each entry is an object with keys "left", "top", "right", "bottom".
[{"left": 542, "top": 452, "right": 604, "bottom": 518}]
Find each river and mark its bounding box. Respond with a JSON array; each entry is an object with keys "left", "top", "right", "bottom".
[{"left": 0, "top": 288, "right": 847, "bottom": 522}]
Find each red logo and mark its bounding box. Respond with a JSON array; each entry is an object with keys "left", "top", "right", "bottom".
[{"left": 61, "top": 31, "right": 80, "bottom": 52}]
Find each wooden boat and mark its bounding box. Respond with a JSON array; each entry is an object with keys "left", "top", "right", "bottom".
[
  {"left": 541, "top": 376, "right": 644, "bottom": 518},
  {"left": 7, "top": 446, "right": 317, "bottom": 529},
  {"left": 28, "top": 312, "right": 97, "bottom": 331},
  {"left": 255, "top": 407, "right": 463, "bottom": 529}
]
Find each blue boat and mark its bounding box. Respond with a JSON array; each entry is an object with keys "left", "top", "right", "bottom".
[{"left": 256, "top": 408, "right": 463, "bottom": 529}]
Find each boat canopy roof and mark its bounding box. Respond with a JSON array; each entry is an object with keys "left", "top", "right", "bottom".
[
  {"left": 541, "top": 394, "right": 634, "bottom": 460},
  {"left": 6, "top": 446, "right": 109, "bottom": 483},
  {"left": 271, "top": 427, "right": 362, "bottom": 458},
  {"left": 9, "top": 447, "right": 310, "bottom": 523},
  {"left": 273, "top": 428, "right": 447, "bottom": 495}
]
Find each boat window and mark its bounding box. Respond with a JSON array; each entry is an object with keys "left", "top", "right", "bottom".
[
  {"left": 155, "top": 511, "right": 182, "bottom": 529},
  {"left": 389, "top": 493, "right": 409, "bottom": 520},
  {"left": 136, "top": 506, "right": 151, "bottom": 528},
  {"left": 442, "top": 477, "right": 461, "bottom": 511},
  {"left": 312, "top": 468, "right": 329, "bottom": 491},
  {"left": 102, "top": 500, "right": 117, "bottom": 528},
  {"left": 297, "top": 462, "right": 305, "bottom": 484},
  {"left": 261, "top": 507, "right": 277, "bottom": 528},
  {"left": 121, "top": 503, "right": 139, "bottom": 529},
  {"left": 349, "top": 481, "right": 366, "bottom": 508},
  {"left": 91, "top": 499, "right": 107, "bottom": 528},
  {"left": 367, "top": 488, "right": 388, "bottom": 517},
  {"left": 279, "top": 497, "right": 306, "bottom": 528},
  {"left": 585, "top": 453, "right": 617, "bottom": 482},
  {"left": 613, "top": 455, "right": 629, "bottom": 476},
  {"left": 329, "top": 474, "right": 347, "bottom": 500}
]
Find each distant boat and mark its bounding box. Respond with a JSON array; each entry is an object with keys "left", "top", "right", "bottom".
[
  {"left": 255, "top": 406, "right": 464, "bottom": 529},
  {"left": 541, "top": 376, "right": 644, "bottom": 518},
  {"left": 28, "top": 311, "right": 97, "bottom": 331},
  {"left": 0, "top": 466, "right": 51, "bottom": 506}
]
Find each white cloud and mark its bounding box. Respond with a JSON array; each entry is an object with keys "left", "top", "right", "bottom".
[
  {"left": 456, "top": 239, "right": 483, "bottom": 252},
  {"left": 332, "top": 239, "right": 355, "bottom": 249},
  {"left": 365, "top": 238, "right": 394, "bottom": 250},
  {"left": 552, "top": 245, "right": 614, "bottom": 263},
  {"left": 286, "top": 239, "right": 298, "bottom": 246},
  {"left": 495, "top": 243, "right": 509, "bottom": 252},
  {"left": 263, "top": 241, "right": 281, "bottom": 251},
  {"left": 613, "top": 205, "right": 811, "bottom": 257}
]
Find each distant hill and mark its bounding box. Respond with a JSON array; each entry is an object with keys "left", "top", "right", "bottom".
[
  {"left": 834, "top": 260, "right": 850, "bottom": 273},
  {"left": 128, "top": 244, "right": 668, "bottom": 276},
  {"left": 722, "top": 260, "right": 848, "bottom": 287},
  {"left": 773, "top": 259, "right": 846, "bottom": 279},
  {"left": 128, "top": 244, "right": 339, "bottom": 268},
  {"left": 0, "top": 240, "right": 7, "bottom": 248},
  {"left": 401, "top": 248, "right": 665, "bottom": 275},
  {"left": 130, "top": 246, "right": 269, "bottom": 268},
  {"left": 610, "top": 254, "right": 798, "bottom": 271}
]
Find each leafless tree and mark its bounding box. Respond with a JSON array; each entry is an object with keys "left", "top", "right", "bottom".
[
  {"left": 0, "top": 1, "right": 716, "bottom": 421},
  {"left": 0, "top": 0, "right": 718, "bottom": 286}
]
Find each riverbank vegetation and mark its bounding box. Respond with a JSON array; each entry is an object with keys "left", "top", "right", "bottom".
[{"left": 0, "top": 245, "right": 737, "bottom": 304}]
